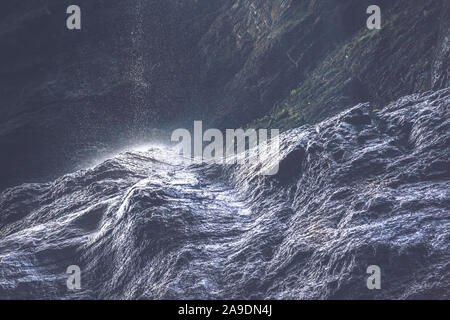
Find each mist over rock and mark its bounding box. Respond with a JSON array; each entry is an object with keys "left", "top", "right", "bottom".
[
  {"left": 1, "top": 88, "right": 448, "bottom": 299},
  {"left": 0, "top": 0, "right": 225, "bottom": 190},
  {"left": 0, "top": 0, "right": 449, "bottom": 191}
]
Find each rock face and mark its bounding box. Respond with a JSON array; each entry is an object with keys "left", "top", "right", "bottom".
[
  {"left": 195, "top": 0, "right": 450, "bottom": 128},
  {"left": 1, "top": 0, "right": 449, "bottom": 191},
  {"left": 0, "top": 88, "right": 448, "bottom": 299}
]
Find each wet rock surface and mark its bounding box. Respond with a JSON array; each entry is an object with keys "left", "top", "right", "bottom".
[{"left": 0, "top": 88, "right": 448, "bottom": 299}]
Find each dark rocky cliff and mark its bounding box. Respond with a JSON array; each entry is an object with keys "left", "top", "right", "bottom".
[
  {"left": 195, "top": 0, "right": 449, "bottom": 128},
  {"left": 0, "top": 1, "right": 449, "bottom": 300},
  {"left": 0, "top": 0, "right": 449, "bottom": 189}
]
